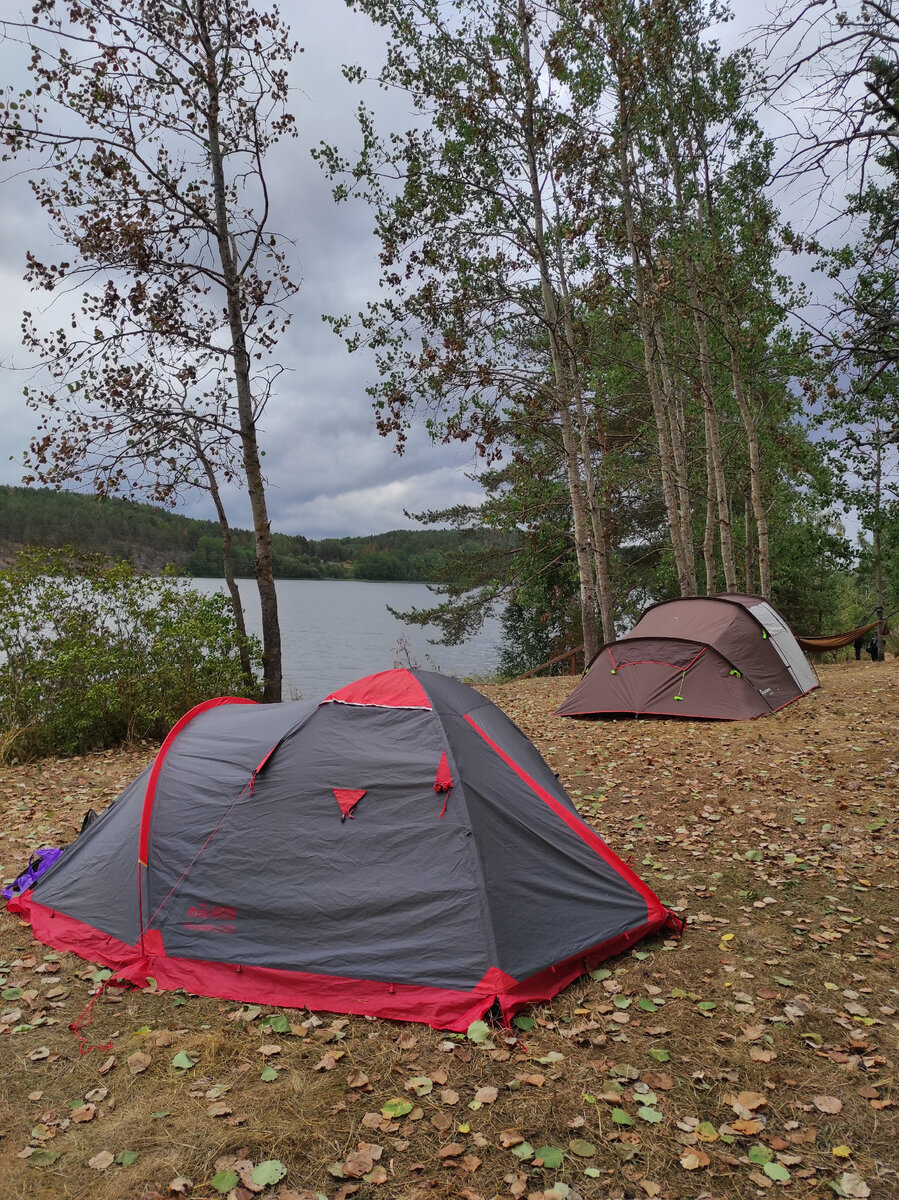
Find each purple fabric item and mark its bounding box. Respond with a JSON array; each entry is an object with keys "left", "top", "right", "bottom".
[{"left": 2, "top": 847, "right": 64, "bottom": 900}]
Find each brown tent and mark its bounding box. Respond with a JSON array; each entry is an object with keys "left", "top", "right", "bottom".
[{"left": 556, "top": 594, "right": 819, "bottom": 721}]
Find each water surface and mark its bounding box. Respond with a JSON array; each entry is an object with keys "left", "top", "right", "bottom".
[{"left": 190, "top": 578, "right": 501, "bottom": 700}]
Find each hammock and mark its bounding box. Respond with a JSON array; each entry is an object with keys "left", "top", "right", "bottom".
[{"left": 795, "top": 619, "right": 885, "bottom": 653}]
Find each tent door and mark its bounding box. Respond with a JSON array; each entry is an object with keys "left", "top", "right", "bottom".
[{"left": 748, "top": 602, "right": 818, "bottom": 693}]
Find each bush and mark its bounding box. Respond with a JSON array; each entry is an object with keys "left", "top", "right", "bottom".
[{"left": 0, "top": 547, "right": 262, "bottom": 761}]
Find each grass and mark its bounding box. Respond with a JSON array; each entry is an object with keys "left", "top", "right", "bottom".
[{"left": 0, "top": 659, "right": 896, "bottom": 1199}]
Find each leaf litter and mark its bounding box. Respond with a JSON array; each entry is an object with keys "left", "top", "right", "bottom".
[{"left": 0, "top": 661, "right": 896, "bottom": 1198}]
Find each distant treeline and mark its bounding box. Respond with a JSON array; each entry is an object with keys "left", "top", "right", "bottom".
[{"left": 0, "top": 485, "right": 479, "bottom": 581}]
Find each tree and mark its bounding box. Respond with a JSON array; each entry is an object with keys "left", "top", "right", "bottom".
[
  {"left": 1, "top": 0, "right": 299, "bottom": 701},
  {"left": 0, "top": 546, "right": 261, "bottom": 761},
  {"left": 768, "top": 0, "right": 899, "bottom": 190},
  {"left": 25, "top": 368, "right": 257, "bottom": 685},
  {"left": 769, "top": 2, "right": 899, "bottom": 643},
  {"left": 317, "top": 0, "right": 618, "bottom": 657},
  {"left": 816, "top": 342, "right": 899, "bottom": 657}
]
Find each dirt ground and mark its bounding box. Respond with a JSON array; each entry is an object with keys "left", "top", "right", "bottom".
[{"left": 0, "top": 660, "right": 896, "bottom": 1200}]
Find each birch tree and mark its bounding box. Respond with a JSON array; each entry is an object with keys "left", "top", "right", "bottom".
[
  {"left": 319, "top": 0, "right": 616, "bottom": 655},
  {"left": 1, "top": 0, "right": 298, "bottom": 702}
]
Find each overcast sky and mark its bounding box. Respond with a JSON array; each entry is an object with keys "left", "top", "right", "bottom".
[
  {"left": 0, "top": 2, "right": 837, "bottom": 540},
  {"left": 0, "top": 2, "right": 494, "bottom": 539}
]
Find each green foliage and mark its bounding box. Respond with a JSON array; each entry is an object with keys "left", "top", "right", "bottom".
[
  {"left": 0, "top": 547, "right": 261, "bottom": 761},
  {"left": 768, "top": 504, "right": 855, "bottom": 634},
  {"left": 352, "top": 552, "right": 405, "bottom": 580},
  {"left": 0, "top": 486, "right": 486, "bottom": 583}
]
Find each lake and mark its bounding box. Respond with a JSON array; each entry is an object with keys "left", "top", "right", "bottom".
[{"left": 190, "top": 578, "right": 503, "bottom": 700}]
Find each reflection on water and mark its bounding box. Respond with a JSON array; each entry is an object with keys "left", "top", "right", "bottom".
[{"left": 189, "top": 578, "right": 502, "bottom": 701}]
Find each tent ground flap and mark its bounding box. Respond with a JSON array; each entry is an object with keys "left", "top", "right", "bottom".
[{"left": 10, "top": 891, "right": 673, "bottom": 1032}]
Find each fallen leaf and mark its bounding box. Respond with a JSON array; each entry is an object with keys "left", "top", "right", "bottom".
[
  {"left": 380, "top": 1098, "right": 413, "bottom": 1118},
  {"left": 250, "top": 1160, "right": 287, "bottom": 1186},
  {"left": 680, "top": 1149, "right": 711, "bottom": 1170},
  {"left": 88, "top": 1151, "right": 115, "bottom": 1171},
  {"left": 812, "top": 1094, "right": 843, "bottom": 1114},
  {"left": 405, "top": 1076, "right": 433, "bottom": 1097},
  {"left": 731, "top": 1118, "right": 763, "bottom": 1135},
  {"left": 314, "top": 1050, "right": 344, "bottom": 1071},
  {"left": 343, "top": 1150, "right": 374, "bottom": 1178},
  {"left": 836, "top": 1173, "right": 870, "bottom": 1198},
  {"left": 127, "top": 1051, "right": 151, "bottom": 1075},
  {"left": 499, "top": 1130, "right": 524, "bottom": 1148},
  {"left": 642, "top": 1072, "right": 674, "bottom": 1090},
  {"left": 533, "top": 1146, "right": 564, "bottom": 1169},
  {"left": 211, "top": 1169, "right": 239, "bottom": 1193}
]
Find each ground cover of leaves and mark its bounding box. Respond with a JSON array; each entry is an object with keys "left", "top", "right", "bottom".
[{"left": 0, "top": 660, "right": 896, "bottom": 1200}]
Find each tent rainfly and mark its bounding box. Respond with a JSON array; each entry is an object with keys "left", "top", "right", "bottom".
[
  {"left": 6, "top": 670, "right": 678, "bottom": 1030},
  {"left": 556, "top": 594, "right": 819, "bottom": 722}
]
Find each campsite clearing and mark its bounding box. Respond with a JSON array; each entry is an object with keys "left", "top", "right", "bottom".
[{"left": 0, "top": 659, "right": 896, "bottom": 1200}]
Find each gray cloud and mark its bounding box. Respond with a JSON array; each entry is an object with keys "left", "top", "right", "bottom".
[{"left": 0, "top": 2, "right": 481, "bottom": 538}]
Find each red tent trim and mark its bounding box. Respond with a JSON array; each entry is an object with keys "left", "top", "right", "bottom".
[
  {"left": 607, "top": 649, "right": 708, "bottom": 672},
  {"left": 138, "top": 696, "right": 257, "bottom": 868},
  {"left": 463, "top": 715, "right": 668, "bottom": 918},
  {"left": 9, "top": 892, "right": 669, "bottom": 1031},
  {"left": 333, "top": 788, "right": 367, "bottom": 820},
  {"left": 433, "top": 750, "right": 453, "bottom": 793},
  {"left": 321, "top": 670, "right": 432, "bottom": 710}
]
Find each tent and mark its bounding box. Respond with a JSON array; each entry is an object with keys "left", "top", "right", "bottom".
[
  {"left": 556, "top": 594, "right": 819, "bottom": 721},
  {"left": 6, "top": 669, "right": 676, "bottom": 1030}
]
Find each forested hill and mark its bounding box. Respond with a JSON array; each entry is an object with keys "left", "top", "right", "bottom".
[{"left": 0, "top": 485, "right": 479, "bottom": 582}]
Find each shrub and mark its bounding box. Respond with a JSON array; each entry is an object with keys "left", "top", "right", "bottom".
[{"left": 0, "top": 547, "right": 262, "bottom": 760}]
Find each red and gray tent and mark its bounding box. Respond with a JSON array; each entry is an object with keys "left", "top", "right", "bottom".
[
  {"left": 7, "top": 670, "right": 676, "bottom": 1030},
  {"left": 557, "top": 594, "right": 819, "bottom": 721}
]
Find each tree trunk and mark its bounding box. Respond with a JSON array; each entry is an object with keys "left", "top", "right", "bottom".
[
  {"left": 873, "top": 424, "right": 885, "bottom": 662},
  {"left": 201, "top": 28, "right": 281, "bottom": 702},
  {"left": 557, "top": 397, "right": 601, "bottom": 660},
  {"left": 665, "top": 130, "right": 735, "bottom": 591},
  {"left": 197, "top": 446, "right": 255, "bottom": 689},
  {"left": 554, "top": 233, "right": 616, "bottom": 642},
  {"left": 729, "top": 343, "right": 770, "bottom": 599},
  {"left": 702, "top": 408, "right": 717, "bottom": 593},
  {"left": 519, "top": 4, "right": 601, "bottom": 657},
  {"left": 744, "top": 490, "right": 756, "bottom": 593},
  {"left": 691, "top": 128, "right": 767, "bottom": 600},
  {"left": 613, "top": 67, "right": 694, "bottom": 595}
]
